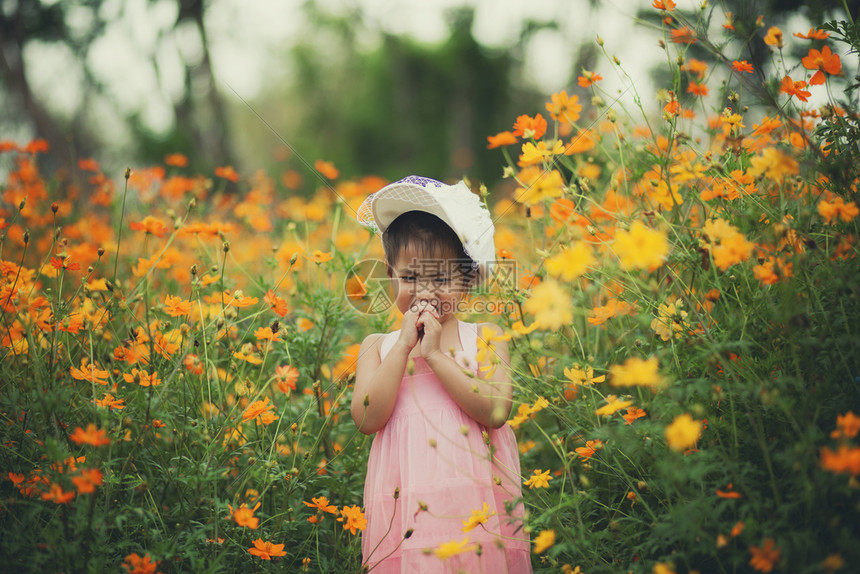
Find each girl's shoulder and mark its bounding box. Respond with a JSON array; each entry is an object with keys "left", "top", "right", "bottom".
[{"left": 359, "top": 332, "right": 388, "bottom": 350}]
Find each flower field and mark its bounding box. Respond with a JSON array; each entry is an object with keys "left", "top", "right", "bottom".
[{"left": 2, "top": 4, "right": 860, "bottom": 573}]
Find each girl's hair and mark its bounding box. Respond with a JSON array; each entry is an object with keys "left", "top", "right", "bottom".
[{"left": 383, "top": 211, "right": 477, "bottom": 283}]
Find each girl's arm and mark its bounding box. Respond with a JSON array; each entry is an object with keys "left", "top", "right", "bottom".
[
  {"left": 421, "top": 318, "right": 513, "bottom": 428},
  {"left": 350, "top": 325, "right": 416, "bottom": 435}
]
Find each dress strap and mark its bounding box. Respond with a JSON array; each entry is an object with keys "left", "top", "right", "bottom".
[
  {"left": 458, "top": 320, "right": 478, "bottom": 357},
  {"left": 379, "top": 330, "right": 399, "bottom": 360}
]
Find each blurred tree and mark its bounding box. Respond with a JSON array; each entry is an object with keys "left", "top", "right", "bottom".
[
  {"left": 245, "top": 4, "right": 545, "bottom": 188},
  {"left": 0, "top": 0, "right": 234, "bottom": 174},
  {"left": 0, "top": 0, "right": 101, "bottom": 167}
]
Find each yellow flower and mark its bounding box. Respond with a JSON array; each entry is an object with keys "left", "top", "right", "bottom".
[
  {"left": 515, "top": 168, "right": 565, "bottom": 205},
  {"left": 531, "top": 397, "right": 549, "bottom": 412},
  {"left": 476, "top": 326, "right": 510, "bottom": 377},
  {"left": 545, "top": 242, "right": 596, "bottom": 281},
  {"left": 461, "top": 502, "right": 496, "bottom": 532},
  {"left": 564, "top": 365, "right": 605, "bottom": 385},
  {"left": 613, "top": 221, "right": 669, "bottom": 271},
  {"left": 650, "top": 297, "right": 689, "bottom": 341},
  {"left": 609, "top": 357, "right": 664, "bottom": 388},
  {"left": 702, "top": 219, "right": 755, "bottom": 271},
  {"left": 523, "top": 279, "right": 572, "bottom": 330},
  {"left": 523, "top": 469, "right": 553, "bottom": 489},
  {"left": 510, "top": 320, "right": 539, "bottom": 336},
  {"left": 519, "top": 140, "right": 566, "bottom": 165},
  {"left": 594, "top": 395, "right": 633, "bottom": 416},
  {"left": 433, "top": 537, "right": 478, "bottom": 560},
  {"left": 653, "top": 563, "right": 676, "bottom": 574},
  {"left": 748, "top": 147, "right": 799, "bottom": 182},
  {"left": 665, "top": 413, "right": 702, "bottom": 451},
  {"left": 533, "top": 529, "right": 556, "bottom": 554}
]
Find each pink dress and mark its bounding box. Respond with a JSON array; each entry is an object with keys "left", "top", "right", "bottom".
[{"left": 362, "top": 320, "right": 532, "bottom": 573}]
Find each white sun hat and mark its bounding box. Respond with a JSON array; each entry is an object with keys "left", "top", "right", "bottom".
[{"left": 356, "top": 175, "right": 496, "bottom": 280}]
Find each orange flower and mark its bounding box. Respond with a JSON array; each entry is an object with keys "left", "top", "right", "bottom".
[
  {"left": 575, "top": 439, "right": 603, "bottom": 459},
  {"left": 564, "top": 129, "right": 596, "bottom": 154},
  {"left": 663, "top": 99, "right": 681, "bottom": 117},
  {"left": 749, "top": 538, "right": 781, "bottom": 573},
  {"left": 652, "top": 0, "right": 675, "bottom": 11},
  {"left": 545, "top": 92, "right": 582, "bottom": 124},
  {"left": 221, "top": 291, "right": 259, "bottom": 307},
  {"left": 512, "top": 114, "right": 548, "bottom": 139},
  {"left": 486, "top": 131, "right": 518, "bottom": 149},
  {"left": 716, "top": 483, "right": 742, "bottom": 498},
  {"left": 248, "top": 538, "right": 286, "bottom": 560},
  {"left": 312, "top": 250, "right": 333, "bottom": 264},
  {"left": 763, "top": 26, "right": 783, "bottom": 48},
  {"left": 687, "top": 82, "right": 709, "bottom": 97},
  {"left": 184, "top": 354, "right": 204, "bottom": 375},
  {"left": 802, "top": 45, "right": 842, "bottom": 85},
  {"left": 753, "top": 256, "right": 793, "bottom": 286},
  {"left": 779, "top": 76, "right": 811, "bottom": 102},
  {"left": 41, "top": 483, "right": 76, "bottom": 504},
  {"left": 820, "top": 444, "right": 860, "bottom": 475},
  {"left": 70, "top": 359, "right": 110, "bottom": 385},
  {"left": 129, "top": 216, "right": 168, "bottom": 238},
  {"left": 94, "top": 393, "right": 125, "bottom": 410},
  {"left": 303, "top": 496, "right": 338, "bottom": 514},
  {"left": 275, "top": 365, "right": 299, "bottom": 393},
  {"left": 577, "top": 71, "right": 603, "bottom": 88},
  {"left": 215, "top": 165, "right": 240, "bottom": 182},
  {"left": 123, "top": 553, "right": 160, "bottom": 574},
  {"left": 78, "top": 158, "right": 100, "bottom": 172},
  {"left": 314, "top": 159, "right": 339, "bottom": 180},
  {"left": 242, "top": 396, "right": 276, "bottom": 423},
  {"left": 70, "top": 424, "right": 111, "bottom": 447},
  {"left": 123, "top": 368, "right": 162, "bottom": 387},
  {"left": 623, "top": 407, "right": 646, "bottom": 424},
  {"left": 831, "top": 411, "right": 860, "bottom": 439},
  {"left": 732, "top": 60, "right": 754, "bottom": 74},
  {"left": 164, "top": 153, "right": 188, "bottom": 167},
  {"left": 682, "top": 58, "right": 708, "bottom": 78},
  {"left": 255, "top": 324, "right": 282, "bottom": 342},
  {"left": 671, "top": 26, "right": 697, "bottom": 44},
  {"left": 50, "top": 256, "right": 81, "bottom": 271},
  {"left": 794, "top": 28, "right": 830, "bottom": 40},
  {"left": 163, "top": 294, "right": 191, "bottom": 316},
  {"left": 264, "top": 290, "right": 289, "bottom": 317},
  {"left": 72, "top": 468, "right": 104, "bottom": 494},
  {"left": 818, "top": 197, "right": 859, "bottom": 223},
  {"left": 336, "top": 505, "right": 367, "bottom": 534},
  {"left": 229, "top": 502, "right": 261, "bottom": 529}
]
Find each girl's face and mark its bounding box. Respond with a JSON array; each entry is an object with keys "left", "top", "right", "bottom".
[{"left": 388, "top": 243, "right": 471, "bottom": 323}]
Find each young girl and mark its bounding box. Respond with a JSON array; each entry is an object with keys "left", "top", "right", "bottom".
[{"left": 352, "top": 176, "right": 532, "bottom": 573}]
